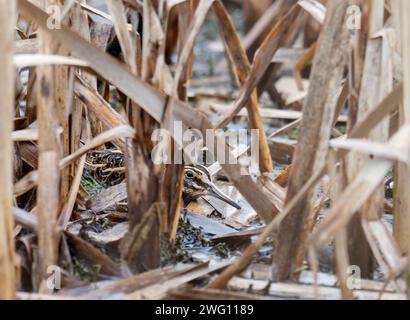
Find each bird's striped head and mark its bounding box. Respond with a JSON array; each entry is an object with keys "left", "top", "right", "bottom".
[{"left": 183, "top": 165, "right": 241, "bottom": 210}]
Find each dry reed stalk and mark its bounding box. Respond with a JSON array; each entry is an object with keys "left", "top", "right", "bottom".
[
  {"left": 35, "top": 0, "right": 61, "bottom": 291},
  {"left": 242, "top": 0, "right": 283, "bottom": 52},
  {"left": 213, "top": 0, "right": 273, "bottom": 173},
  {"left": 80, "top": 263, "right": 202, "bottom": 299},
  {"left": 0, "top": 0, "right": 17, "bottom": 300},
  {"left": 216, "top": 3, "right": 300, "bottom": 129},
  {"left": 272, "top": 0, "right": 353, "bottom": 281},
  {"left": 347, "top": 0, "right": 369, "bottom": 130},
  {"left": 117, "top": 0, "right": 162, "bottom": 271},
  {"left": 254, "top": 0, "right": 302, "bottom": 102},
  {"left": 391, "top": 0, "right": 408, "bottom": 255},
  {"left": 58, "top": 113, "right": 90, "bottom": 231},
  {"left": 74, "top": 77, "right": 130, "bottom": 151},
  {"left": 51, "top": 1, "right": 70, "bottom": 207},
  {"left": 310, "top": 124, "right": 410, "bottom": 250},
  {"left": 163, "top": 0, "right": 195, "bottom": 239},
  {"left": 71, "top": 0, "right": 97, "bottom": 179},
  {"left": 398, "top": 0, "right": 410, "bottom": 298},
  {"left": 127, "top": 260, "right": 233, "bottom": 299},
  {"left": 346, "top": 0, "right": 389, "bottom": 279},
  {"left": 327, "top": 151, "right": 354, "bottom": 300}
]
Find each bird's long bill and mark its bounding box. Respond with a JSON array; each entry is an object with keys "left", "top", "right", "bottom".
[{"left": 207, "top": 184, "right": 241, "bottom": 210}]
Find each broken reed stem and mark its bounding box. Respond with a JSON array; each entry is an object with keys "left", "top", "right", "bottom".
[
  {"left": 35, "top": 0, "right": 61, "bottom": 290},
  {"left": 0, "top": 0, "right": 16, "bottom": 300},
  {"left": 123, "top": 0, "right": 162, "bottom": 271},
  {"left": 53, "top": 2, "right": 70, "bottom": 207},
  {"left": 272, "top": 0, "right": 353, "bottom": 281}
]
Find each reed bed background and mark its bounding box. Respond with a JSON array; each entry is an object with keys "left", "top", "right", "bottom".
[{"left": 0, "top": 0, "right": 409, "bottom": 300}]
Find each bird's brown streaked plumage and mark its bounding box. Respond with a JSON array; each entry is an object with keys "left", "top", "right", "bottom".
[{"left": 183, "top": 165, "right": 241, "bottom": 210}]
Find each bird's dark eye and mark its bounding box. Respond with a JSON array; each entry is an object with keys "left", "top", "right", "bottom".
[{"left": 185, "top": 170, "right": 194, "bottom": 178}]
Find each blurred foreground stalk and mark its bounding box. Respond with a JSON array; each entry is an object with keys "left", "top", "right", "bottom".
[{"left": 0, "top": 0, "right": 16, "bottom": 299}]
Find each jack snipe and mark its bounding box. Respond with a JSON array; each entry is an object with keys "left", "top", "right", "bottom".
[{"left": 183, "top": 165, "right": 241, "bottom": 210}]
